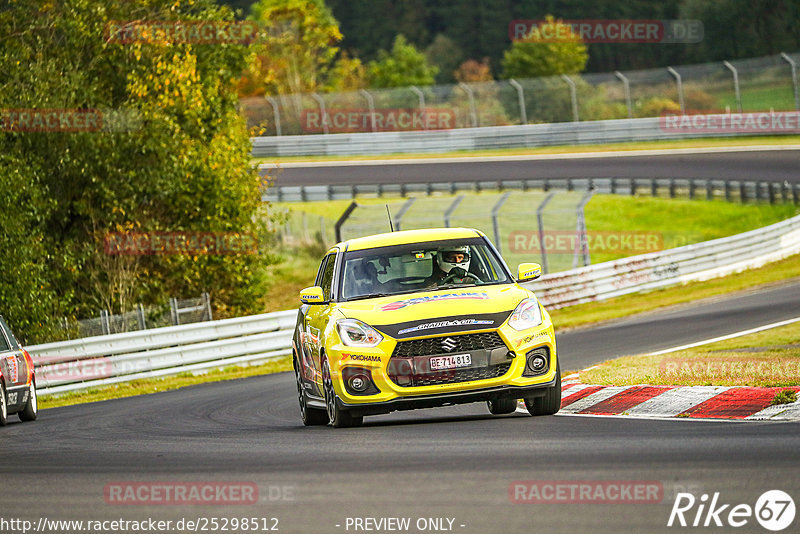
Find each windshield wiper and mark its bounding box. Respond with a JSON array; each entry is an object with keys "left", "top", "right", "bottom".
[
  {"left": 345, "top": 293, "right": 392, "bottom": 301},
  {"left": 435, "top": 283, "right": 479, "bottom": 291}
]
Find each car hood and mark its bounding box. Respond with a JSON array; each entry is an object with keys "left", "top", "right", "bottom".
[{"left": 338, "top": 284, "right": 533, "bottom": 339}]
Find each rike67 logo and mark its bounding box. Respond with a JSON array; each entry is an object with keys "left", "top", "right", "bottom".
[{"left": 668, "top": 490, "right": 795, "bottom": 531}]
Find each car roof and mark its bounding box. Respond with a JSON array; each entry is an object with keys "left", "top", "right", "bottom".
[{"left": 336, "top": 227, "right": 485, "bottom": 252}]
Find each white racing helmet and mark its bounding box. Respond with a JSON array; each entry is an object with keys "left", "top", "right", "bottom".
[{"left": 436, "top": 245, "right": 471, "bottom": 274}]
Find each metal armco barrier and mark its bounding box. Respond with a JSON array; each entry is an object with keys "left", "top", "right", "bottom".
[
  {"left": 28, "top": 311, "right": 296, "bottom": 396},
  {"left": 263, "top": 177, "right": 800, "bottom": 205},
  {"left": 29, "top": 214, "right": 800, "bottom": 395},
  {"left": 251, "top": 115, "right": 798, "bottom": 157},
  {"left": 526, "top": 213, "right": 800, "bottom": 308}
]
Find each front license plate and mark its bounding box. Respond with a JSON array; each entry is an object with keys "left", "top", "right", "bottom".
[{"left": 429, "top": 353, "right": 472, "bottom": 371}]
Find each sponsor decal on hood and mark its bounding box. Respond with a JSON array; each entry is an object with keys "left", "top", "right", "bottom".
[
  {"left": 398, "top": 319, "right": 494, "bottom": 335},
  {"left": 380, "top": 292, "right": 490, "bottom": 311}
]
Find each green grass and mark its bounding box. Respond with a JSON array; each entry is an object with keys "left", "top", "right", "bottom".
[
  {"left": 772, "top": 389, "right": 798, "bottom": 405},
  {"left": 253, "top": 135, "right": 800, "bottom": 163},
  {"left": 579, "top": 321, "right": 800, "bottom": 387},
  {"left": 715, "top": 84, "right": 797, "bottom": 113},
  {"left": 39, "top": 356, "right": 293, "bottom": 409}
]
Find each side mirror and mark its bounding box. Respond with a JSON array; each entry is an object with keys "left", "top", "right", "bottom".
[
  {"left": 300, "top": 286, "right": 325, "bottom": 304},
  {"left": 517, "top": 262, "right": 542, "bottom": 282}
]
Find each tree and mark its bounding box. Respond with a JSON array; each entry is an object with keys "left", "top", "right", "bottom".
[
  {"left": 501, "top": 15, "right": 589, "bottom": 79},
  {"left": 0, "top": 0, "right": 272, "bottom": 341},
  {"left": 425, "top": 34, "right": 464, "bottom": 84},
  {"left": 241, "top": 0, "right": 343, "bottom": 96},
  {"left": 368, "top": 35, "right": 439, "bottom": 88}
]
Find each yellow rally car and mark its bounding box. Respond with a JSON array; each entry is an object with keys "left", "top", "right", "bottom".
[{"left": 292, "top": 228, "right": 560, "bottom": 427}]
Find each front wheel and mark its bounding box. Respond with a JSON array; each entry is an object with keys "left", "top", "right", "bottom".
[
  {"left": 0, "top": 382, "right": 7, "bottom": 426},
  {"left": 524, "top": 362, "right": 561, "bottom": 416},
  {"left": 487, "top": 398, "right": 517, "bottom": 415},
  {"left": 18, "top": 378, "right": 38, "bottom": 422},
  {"left": 294, "top": 359, "right": 327, "bottom": 426},
  {"left": 322, "top": 358, "right": 362, "bottom": 428}
]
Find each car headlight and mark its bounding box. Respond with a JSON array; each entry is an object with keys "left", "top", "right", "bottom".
[
  {"left": 337, "top": 319, "right": 384, "bottom": 347},
  {"left": 508, "top": 298, "right": 543, "bottom": 331}
]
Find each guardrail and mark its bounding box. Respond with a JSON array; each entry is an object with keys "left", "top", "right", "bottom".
[
  {"left": 28, "top": 311, "right": 296, "bottom": 396},
  {"left": 29, "top": 213, "right": 800, "bottom": 396},
  {"left": 264, "top": 177, "right": 800, "bottom": 204},
  {"left": 251, "top": 115, "right": 798, "bottom": 157},
  {"left": 526, "top": 213, "right": 800, "bottom": 307}
]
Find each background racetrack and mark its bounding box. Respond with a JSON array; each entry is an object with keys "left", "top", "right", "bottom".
[
  {"left": 4, "top": 281, "right": 799, "bottom": 533},
  {"left": 266, "top": 147, "right": 800, "bottom": 187}
]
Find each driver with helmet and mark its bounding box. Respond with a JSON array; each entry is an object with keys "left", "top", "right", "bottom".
[{"left": 424, "top": 245, "right": 478, "bottom": 287}]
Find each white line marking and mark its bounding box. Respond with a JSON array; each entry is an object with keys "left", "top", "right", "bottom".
[
  {"left": 555, "top": 412, "right": 753, "bottom": 423},
  {"left": 257, "top": 145, "right": 800, "bottom": 168},
  {"left": 648, "top": 316, "right": 800, "bottom": 356}
]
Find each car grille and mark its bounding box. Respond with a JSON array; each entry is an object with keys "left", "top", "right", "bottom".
[
  {"left": 410, "top": 362, "right": 512, "bottom": 387},
  {"left": 392, "top": 331, "right": 507, "bottom": 358}
]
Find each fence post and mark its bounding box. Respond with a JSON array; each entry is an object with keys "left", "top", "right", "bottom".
[
  {"left": 137, "top": 304, "right": 146, "bottom": 330},
  {"left": 410, "top": 86, "right": 426, "bottom": 130},
  {"left": 444, "top": 195, "right": 464, "bottom": 227},
  {"left": 780, "top": 53, "right": 800, "bottom": 111},
  {"left": 574, "top": 190, "right": 594, "bottom": 268},
  {"left": 536, "top": 191, "right": 556, "bottom": 274},
  {"left": 170, "top": 298, "right": 179, "bottom": 326},
  {"left": 266, "top": 96, "right": 281, "bottom": 136},
  {"left": 509, "top": 79, "right": 527, "bottom": 124},
  {"left": 706, "top": 179, "right": 713, "bottom": 201},
  {"left": 310, "top": 93, "right": 329, "bottom": 134},
  {"left": 394, "top": 197, "right": 416, "bottom": 231},
  {"left": 614, "top": 71, "right": 633, "bottom": 118},
  {"left": 561, "top": 74, "right": 579, "bottom": 121},
  {"left": 458, "top": 83, "right": 478, "bottom": 127},
  {"left": 359, "top": 89, "right": 377, "bottom": 132},
  {"left": 722, "top": 60, "right": 743, "bottom": 113},
  {"left": 651, "top": 178, "right": 658, "bottom": 197},
  {"left": 334, "top": 201, "right": 358, "bottom": 242},
  {"left": 491, "top": 192, "right": 511, "bottom": 256},
  {"left": 203, "top": 292, "right": 213, "bottom": 321},
  {"left": 667, "top": 67, "right": 685, "bottom": 114},
  {"left": 100, "top": 309, "right": 111, "bottom": 335}
]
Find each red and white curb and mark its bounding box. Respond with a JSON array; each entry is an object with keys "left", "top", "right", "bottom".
[{"left": 553, "top": 374, "right": 800, "bottom": 421}]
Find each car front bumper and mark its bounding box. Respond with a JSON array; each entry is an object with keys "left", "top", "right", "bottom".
[{"left": 337, "top": 377, "right": 558, "bottom": 417}]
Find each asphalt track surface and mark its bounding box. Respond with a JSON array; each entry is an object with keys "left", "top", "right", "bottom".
[
  {"left": 266, "top": 147, "right": 800, "bottom": 187},
  {"left": 3, "top": 281, "right": 799, "bottom": 533}
]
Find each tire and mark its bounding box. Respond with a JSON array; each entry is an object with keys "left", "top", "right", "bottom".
[
  {"left": 524, "top": 361, "right": 562, "bottom": 416},
  {"left": 0, "top": 382, "right": 7, "bottom": 426},
  {"left": 294, "top": 359, "right": 327, "bottom": 426},
  {"left": 487, "top": 398, "right": 518, "bottom": 415},
  {"left": 18, "top": 378, "right": 38, "bottom": 422},
  {"left": 322, "top": 358, "right": 362, "bottom": 428}
]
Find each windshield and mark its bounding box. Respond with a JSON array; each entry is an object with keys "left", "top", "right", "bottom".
[{"left": 339, "top": 237, "right": 511, "bottom": 301}]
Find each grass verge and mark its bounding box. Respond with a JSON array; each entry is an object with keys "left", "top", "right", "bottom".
[
  {"left": 579, "top": 321, "right": 800, "bottom": 387},
  {"left": 39, "top": 356, "right": 292, "bottom": 410},
  {"left": 252, "top": 135, "right": 800, "bottom": 163}
]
